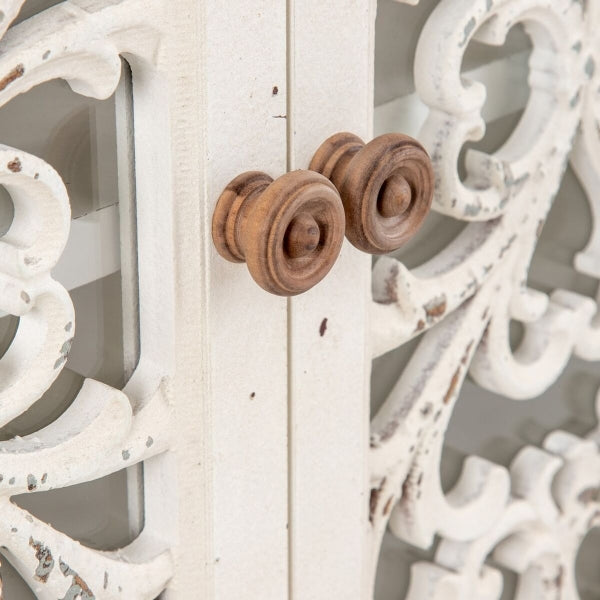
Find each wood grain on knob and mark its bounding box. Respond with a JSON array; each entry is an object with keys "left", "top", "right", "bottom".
[
  {"left": 212, "top": 170, "right": 345, "bottom": 296},
  {"left": 309, "top": 132, "right": 434, "bottom": 254}
]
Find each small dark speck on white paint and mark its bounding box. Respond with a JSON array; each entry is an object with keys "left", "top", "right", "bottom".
[{"left": 319, "top": 318, "right": 328, "bottom": 337}]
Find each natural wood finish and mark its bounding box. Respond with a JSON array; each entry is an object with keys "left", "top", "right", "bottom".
[
  {"left": 212, "top": 170, "right": 345, "bottom": 296},
  {"left": 310, "top": 132, "right": 434, "bottom": 254}
]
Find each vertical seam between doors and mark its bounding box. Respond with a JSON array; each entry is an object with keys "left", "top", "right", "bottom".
[{"left": 286, "top": 0, "right": 294, "bottom": 598}]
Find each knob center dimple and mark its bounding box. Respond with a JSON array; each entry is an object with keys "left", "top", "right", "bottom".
[
  {"left": 378, "top": 175, "right": 412, "bottom": 218},
  {"left": 285, "top": 212, "right": 321, "bottom": 258}
]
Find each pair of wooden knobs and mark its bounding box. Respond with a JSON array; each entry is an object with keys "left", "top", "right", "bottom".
[{"left": 212, "top": 132, "right": 434, "bottom": 296}]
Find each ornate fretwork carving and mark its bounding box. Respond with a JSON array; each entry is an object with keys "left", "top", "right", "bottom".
[
  {"left": 0, "top": 2, "right": 172, "bottom": 598},
  {"left": 371, "top": 0, "right": 600, "bottom": 597}
]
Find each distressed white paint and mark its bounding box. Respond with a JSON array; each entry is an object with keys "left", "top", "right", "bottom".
[
  {"left": 0, "top": 0, "right": 291, "bottom": 594},
  {"left": 0, "top": 1, "right": 175, "bottom": 597},
  {"left": 374, "top": 50, "right": 531, "bottom": 139},
  {"left": 370, "top": 0, "right": 600, "bottom": 598},
  {"left": 3, "top": 0, "right": 600, "bottom": 598},
  {"left": 0, "top": 0, "right": 288, "bottom": 597},
  {"left": 287, "top": 2, "right": 375, "bottom": 598}
]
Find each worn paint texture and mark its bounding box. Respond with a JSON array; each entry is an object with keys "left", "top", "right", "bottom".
[{"left": 370, "top": 0, "right": 600, "bottom": 597}]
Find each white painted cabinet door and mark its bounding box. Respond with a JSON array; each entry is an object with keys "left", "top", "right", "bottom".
[
  {"left": 2, "top": 0, "right": 600, "bottom": 599},
  {"left": 287, "top": 3, "right": 375, "bottom": 599},
  {"left": 0, "top": 1, "right": 374, "bottom": 598}
]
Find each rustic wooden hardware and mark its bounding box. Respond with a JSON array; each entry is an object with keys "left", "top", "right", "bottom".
[
  {"left": 212, "top": 170, "right": 345, "bottom": 295},
  {"left": 309, "top": 132, "right": 434, "bottom": 254}
]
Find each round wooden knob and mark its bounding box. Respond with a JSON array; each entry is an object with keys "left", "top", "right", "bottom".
[
  {"left": 309, "top": 132, "right": 434, "bottom": 254},
  {"left": 212, "top": 170, "right": 345, "bottom": 296}
]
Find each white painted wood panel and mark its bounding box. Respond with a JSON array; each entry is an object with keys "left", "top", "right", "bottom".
[
  {"left": 0, "top": 1, "right": 289, "bottom": 598},
  {"left": 200, "top": 2, "right": 289, "bottom": 599}
]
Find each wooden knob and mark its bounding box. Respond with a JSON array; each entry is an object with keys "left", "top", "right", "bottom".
[
  {"left": 212, "top": 170, "right": 345, "bottom": 296},
  {"left": 309, "top": 132, "right": 434, "bottom": 254}
]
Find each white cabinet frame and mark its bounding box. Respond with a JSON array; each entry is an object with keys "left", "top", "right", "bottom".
[{"left": 1, "top": 1, "right": 600, "bottom": 599}]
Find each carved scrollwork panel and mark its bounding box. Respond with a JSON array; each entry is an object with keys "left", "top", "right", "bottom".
[
  {"left": 0, "top": 1, "right": 175, "bottom": 597},
  {"left": 371, "top": 0, "right": 600, "bottom": 597}
]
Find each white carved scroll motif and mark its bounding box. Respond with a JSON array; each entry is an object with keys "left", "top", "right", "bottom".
[
  {"left": 371, "top": 0, "right": 600, "bottom": 597},
  {"left": 0, "top": 2, "right": 175, "bottom": 597}
]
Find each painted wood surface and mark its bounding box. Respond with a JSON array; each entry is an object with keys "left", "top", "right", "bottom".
[
  {"left": 370, "top": 0, "right": 600, "bottom": 598},
  {"left": 0, "top": 1, "right": 289, "bottom": 598},
  {"left": 200, "top": 2, "right": 289, "bottom": 598},
  {"left": 287, "top": 1, "right": 376, "bottom": 598},
  {"left": 2, "top": 0, "right": 600, "bottom": 598}
]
